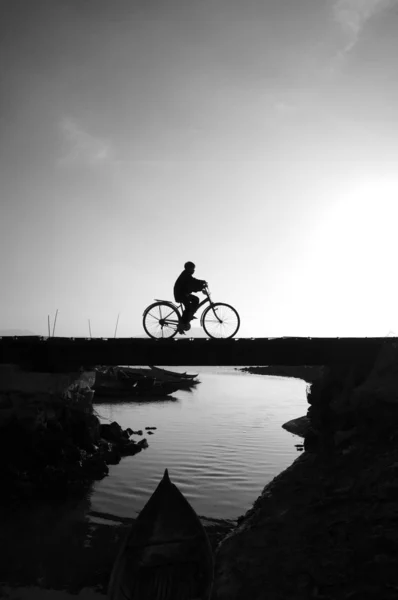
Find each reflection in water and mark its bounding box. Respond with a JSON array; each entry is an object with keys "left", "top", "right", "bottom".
[{"left": 92, "top": 367, "right": 308, "bottom": 520}]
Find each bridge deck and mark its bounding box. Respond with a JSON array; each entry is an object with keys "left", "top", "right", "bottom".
[{"left": 0, "top": 336, "right": 394, "bottom": 370}]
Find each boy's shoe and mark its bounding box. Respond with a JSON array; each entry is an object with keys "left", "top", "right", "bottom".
[{"left": 177, "top": 321, "right": 191, "bottom": 333}]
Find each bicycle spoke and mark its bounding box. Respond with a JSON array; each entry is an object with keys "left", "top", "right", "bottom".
[
  {"left": 163, "top": 309, "right": 175, "bottom": 320},
  {"left": 202, "top": 303, "right": 240, "bottom": 339},
  {"left": 143, "top": 303, "right": 180, "bottom": 339},
  {"left": 147, "top": 310, "right": 160, "bottom": 320}
]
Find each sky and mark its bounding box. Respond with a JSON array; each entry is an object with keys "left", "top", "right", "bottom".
[{"left": 1, "top": 0, "right": 398, "bottom": 338}]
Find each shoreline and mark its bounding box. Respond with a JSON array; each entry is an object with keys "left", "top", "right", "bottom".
[
  {"left": 213, "top": 438, "right": 398, "bottom": 599},
  {"left": 0, "top": 366, "right": 151, "bottom": 507},
  {"left": 238, "top": 364, "right": 325, "bottom": 383},
  {"left": 213, "top": 346, "right": 398, "bottom": 599}
]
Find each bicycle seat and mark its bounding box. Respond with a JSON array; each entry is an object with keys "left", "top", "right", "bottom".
[{"left": 154, "top": 299, "right": 182, "bottom": 307}]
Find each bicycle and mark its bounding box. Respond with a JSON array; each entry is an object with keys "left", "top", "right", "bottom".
[{"left": 142, "top": 285, "right": 240, "bottom": 339}]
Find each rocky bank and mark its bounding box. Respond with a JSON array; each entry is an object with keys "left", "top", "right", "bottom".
[
  {"left": 213, "top": 342, "right": 398, "bottom": 600},
  {"left": 0, "top": 365, "right": 148, "bottom": 505}
]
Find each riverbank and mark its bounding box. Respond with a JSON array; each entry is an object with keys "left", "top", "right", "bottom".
[
  {"left": 213, "top": 438, "right": 398, "bottom": 599},
  {"left": 0, "top": 365, "right": 149, "bottom": 506},
  {"left": 239, "top": 365, "right": 324, "bottom": 383},
  {"left": 213, "top": 345, "right": 398, "bottom": 599}
]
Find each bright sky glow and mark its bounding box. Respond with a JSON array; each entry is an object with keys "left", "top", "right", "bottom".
[{"left": 1, "top": 0, "right": 398, "bottom": 337}]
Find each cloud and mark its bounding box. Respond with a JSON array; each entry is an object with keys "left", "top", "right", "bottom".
[
  {"left": 58, "top": 117, "right": 112, "bottom": 166},
  {"left": 333, "top": 0, "right": 396, "bottom": 54}
]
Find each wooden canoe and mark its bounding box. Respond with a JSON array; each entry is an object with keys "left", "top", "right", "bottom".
[
  {"left": 108, "top": 469, "right": 214, "bottom": 600},
  {"left": 149, "top": 366, "right": 199, "bottom": 380}
]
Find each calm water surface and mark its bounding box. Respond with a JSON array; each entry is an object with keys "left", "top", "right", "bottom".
[
  {"left": 1, "top": 367, "right": 308, "bottom": 599},
  {"left": 92, "top": 367, "right": 308, "bottom": 520}
]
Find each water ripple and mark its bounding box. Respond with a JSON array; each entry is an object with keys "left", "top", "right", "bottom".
[{"left": 92, "top": 367, "right": 308, "bottom": 520}]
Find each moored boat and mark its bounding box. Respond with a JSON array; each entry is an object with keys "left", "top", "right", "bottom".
[
  {"left": 149, "top": 365, "right": 199, "bottom": 380},
  {"left": 108, "top": 469, "right": 214, "bottom": 600},
  {"left": 93, "top": 366, "right": 198, "bottom": 398},
  {"left": 120, "top": 366, "right": 199, "bottom": 385}
]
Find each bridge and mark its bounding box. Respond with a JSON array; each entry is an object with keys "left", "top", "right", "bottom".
[{"left": 0, "top": 336, "right": 394, "bottom": 370}]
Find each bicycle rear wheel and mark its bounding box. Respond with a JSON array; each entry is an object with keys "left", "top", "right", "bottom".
[
  {"left": 202, "top": 303, "right": 240, "bottom": 339},
  {"left": 143, "top": 302, "right": 180, "bottom": 339}
]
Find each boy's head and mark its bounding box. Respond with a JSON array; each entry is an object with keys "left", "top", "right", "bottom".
[{"left": 184, "top": 261, "right": 195, "bottom": 274}]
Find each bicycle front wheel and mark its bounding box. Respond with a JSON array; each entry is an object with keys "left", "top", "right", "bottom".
[
  {"left": 143, "top": 302, "right": 180, "bottom": 339},
  {"left": 202, "top": 303, "right": 240, "bottom": 339}
]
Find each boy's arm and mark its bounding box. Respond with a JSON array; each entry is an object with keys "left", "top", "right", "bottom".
[{"left": 191, "top": 276, "right": 207, "bottom": 291}]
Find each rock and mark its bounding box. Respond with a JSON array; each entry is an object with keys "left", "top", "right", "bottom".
[
  {"left": 82, "top": 455, "right": 109, "bottom": 479},
  {"left": 131, "top": 430, "right": 143, "bottom": 436},
  {"left": 334, "top": 428, "right": 357, "bottom": 447},
  {"left": 304, "top": 430, "right": 319, "bottom": 453},
  {"left": 0, "top": 370, "right": 141, "bottom": 503},
  {"left": 282, "top": 416, "right": 311, "bottom": 438},
  {"left": 100, "top": 421, "right": 125, "bottom": 443},
  {"left": 147, "top": 431, "right": 154, "bottom": 435},
  {"left": 122, "top": 442, "right": 143, "bottom": 456},
  {"left": 137, "top": 438, "right": 149, "bottom": 449},
  {"left": 145, "top": 426, "right": 157, "bottom": 430},
  {"left": 99, "top": 438, "right": 111, "bottom": 448},
  {"left": 99, "top": 440, "right": 122, "bottom": 465},
  {"left": 121, "top": 427, "right": 135, "bottom": 440},
  {"left": 63, "top": 443, "right": 82, "bottom": 463},
  {"left": 66, "top": 411, "right": 101, "bottom": 450}
]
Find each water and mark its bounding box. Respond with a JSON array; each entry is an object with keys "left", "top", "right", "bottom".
[
  {"left": 1, "top": 367, "right": 308, "bottom": 598},
  {"left": 91, "top": 367, "right": 308, "bottom": 520}
]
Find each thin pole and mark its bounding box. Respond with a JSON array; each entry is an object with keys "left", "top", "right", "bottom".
[
  {"left": 52, "top": 309, "right": 58, "bottom": 337},
  {"left": 47, "top": 315, "right": 51, "bottom": 337},
  {"left": 114, "top": 313, "right": 120, "bottom": 338},
  {"left": 88, "top": 319, "right": 92, "bottom": 338}
]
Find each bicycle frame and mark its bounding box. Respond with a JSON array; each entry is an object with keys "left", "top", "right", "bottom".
[
  {"left": 144, "top": 284, "right": 238, "bottom": 338},
  {"left": 196, "top": 286, "right": 223, "bottom": 326},
  {"left": 169, "top": 287, "right": 217, "bottom": 320},
  {"left": 149, "top": 287, "right": 221, "bottom": 333}
]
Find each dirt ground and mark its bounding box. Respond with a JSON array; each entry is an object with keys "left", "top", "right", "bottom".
[
  {"left": 212, "top": 436, "right": 398, "bottom": 600},
  {"left": 0, "top": 503, "right": 234, "bottom": 599}
]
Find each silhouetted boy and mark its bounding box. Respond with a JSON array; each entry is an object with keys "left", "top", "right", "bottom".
[{"left": 174, "top": 262, "right": 207, "bottom": 331}]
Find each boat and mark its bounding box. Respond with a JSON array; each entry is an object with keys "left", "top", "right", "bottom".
[
  {"left": 148, "top": 366, "right": 199, "bottom": 381},
  {"left": 93, "top": 368, "right": 182, "bottom": 399},
  {"left": 93, "top": 366, "right": 199, "bottom": 398},
  {"left": 120, "top": 366, "right": 199, "bottom": 384},
  {"left": 93, "top": 380, "right": 181, "bottom": 400},
  {"left": 108, "top": 469, "right": 214, "bottom": 600}
]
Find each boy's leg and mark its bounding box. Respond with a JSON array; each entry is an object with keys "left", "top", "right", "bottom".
[
  {"left": 186, "top": 295, "right": 199, "bottom": 321},
  {"left": 180, "top": 298, "right": 191, "bottom": 325}
]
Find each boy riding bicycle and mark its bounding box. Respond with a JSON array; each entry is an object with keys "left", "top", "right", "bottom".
[{"left": 173, "top": 262, "right": 207, "bottom": 333}]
